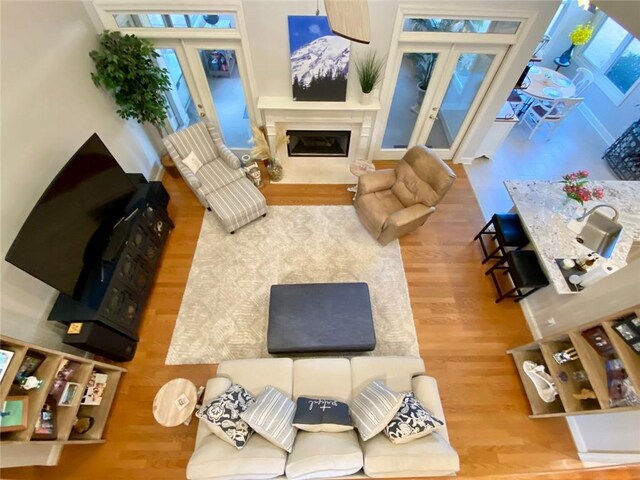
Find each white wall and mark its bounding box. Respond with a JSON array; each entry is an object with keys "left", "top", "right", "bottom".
[
  {"left": 541, "top": 2, "right": 640, "bottom": 141},
  {"left": 243, "top": 0, "right": 559, "bottom": 162},
  {"left": 0, "top": 1, "right": 161, "bottom": 351}
]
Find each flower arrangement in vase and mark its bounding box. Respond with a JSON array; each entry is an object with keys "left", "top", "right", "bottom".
[
  {"left": 558, "top": 23, "right": 594, "bottom": 65},
  {"left": 560, "top": 170, "right": 604, "bottom": 205},
  {"left": 249, "top": 125, "right": 287, "bottom": 182}
]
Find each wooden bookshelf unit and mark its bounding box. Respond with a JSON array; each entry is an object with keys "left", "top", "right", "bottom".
[
  {"left": 0, "top": 335, "right": 125, "bottom": 450},
  {"left": 508, "top": 305, "right": 640, "bottom": 418}
]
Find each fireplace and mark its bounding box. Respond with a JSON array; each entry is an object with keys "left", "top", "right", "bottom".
[{"left": 287, "top": 130, "right": 351, "bottom": 158}]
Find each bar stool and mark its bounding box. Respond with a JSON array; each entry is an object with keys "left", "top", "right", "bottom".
[
  {"left": 474, "top": 213, "right": 529, "bottom": 264},
  {"left": 486, "top": 250, "right": 549, "bottom": 303}
]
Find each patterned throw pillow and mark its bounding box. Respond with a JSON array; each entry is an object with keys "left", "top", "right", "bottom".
[
  {"left": 383, "top": 392, "right": 444, "bottom": 445},
  {"left": 182, "top": 151, "right": 204, "bottom": 174},
  {"left": 351, "top": 380, "right": 404, "bottom": 441},
  {"left": 240, "top": 386, "right": 297, "bottom": 452},
  {"left": 196, "top": 384, "right": 255, "bottom": 449},
  {"left": 292, "top": 397, "right": 353, "bottom": 433}
]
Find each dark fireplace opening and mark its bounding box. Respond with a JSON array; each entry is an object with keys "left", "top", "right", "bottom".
[{"left": 287, "top": 130, "right": 350, "bottom": 157}]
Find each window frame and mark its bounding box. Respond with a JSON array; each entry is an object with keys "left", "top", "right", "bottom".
[{"left": 576, "top": 12, "right": 640, "bottom": 105}]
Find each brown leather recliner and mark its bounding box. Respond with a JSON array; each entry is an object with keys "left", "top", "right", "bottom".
[{"left": 354, "top": 145, "right": 456, "bottom": 245}]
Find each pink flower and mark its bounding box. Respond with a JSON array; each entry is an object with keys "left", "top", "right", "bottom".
[
  {"left": 593, "top": 186, "right": 604, "bottom": 200},
  {"left": 577, "top": 170, "right": 589, "bottom": 178}
]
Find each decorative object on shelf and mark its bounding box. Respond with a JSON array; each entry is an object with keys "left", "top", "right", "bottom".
[
  {"left": 557, "top": 371, "right": 569, "bottom": 383},
  {"left": 559, "top": 170, "right": 604, "bottom": 206},
  {"left": 553, "top": 347, "right": 579, "bottom": 364},
  {"left": 354, "top": 50, "right": 385, "bottom": 105},
  {"left": 576, "top": 252, "right": 600, "bottom": 270},
  {"left": 32, "top": 396, "right": 57, "bottom": 440},
  {"left": 81, "top": 372, "right": 109, "bottom": 406},
  {"left": 288, "top": 16, "right": 350, "bottom": 101},
  {"left": 19, "top": 376, "right": 43, "bottom": 391},
  {"left": 582, "top": 326, "right": 615, "bottom": 357},
  {"left": 243, "top": 162, "right": 263, "bottom": 189},
  {"left": 0, "top": 348, "right": 15, "bottom": 383},
  {"left": 560, "top": 258, "right": 576, "bottom": 270},
  {"left": 554, "top": 23, "right": 593, "bottom": 71},
  {"left": 572, "top": 370, "right": 589, "bottom": 383},
  {"left": 572, "top": 388, "right": 597, "bottom": 401},
  {"left": 72, "top": 416, "right": 95, "bottom": 435},
  {"left": 523, "top": 360, "right": 558, "bottom": 403},
  {"left": 606, "top": 358, "right": 640, "bottom": 407},
  {"left": 240, "top": 154, "right": 252, "bottom": 167},
  {"left": 0, "top": 396, "right": 28, "bottom": 433},
  {"left": 59, "top": 382, "right": 81, "bottom": 406},
  {"left": 14, "top": 352, "right": 45, "bottom": 385},
  {"left": 49, "top": 359, "right": 82, "bottom": 403},
  {"left": 89, "top": 31, "right": 171, "bottom": 130},
  {"left": 612, "top": 314, "right": 640, "bottom": 355}
]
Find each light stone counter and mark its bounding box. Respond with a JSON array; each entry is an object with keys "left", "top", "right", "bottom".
[{"left": 504, "top": 180, "right": 640, "bottom": 295}]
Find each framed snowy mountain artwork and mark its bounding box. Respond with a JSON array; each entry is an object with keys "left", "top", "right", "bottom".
[{"left": 288, "top": 16, "right": 350, "bottom": 101}]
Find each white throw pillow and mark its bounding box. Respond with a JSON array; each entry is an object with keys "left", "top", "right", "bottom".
[
  {"left": 182, "top": 151, "right": 203, "bottom": 174},
  {"left": 350, "top": 380, "right": 404, "bottom": 441}
]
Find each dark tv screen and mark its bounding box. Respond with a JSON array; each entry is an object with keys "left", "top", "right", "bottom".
[{"left": 5, "top": 133, "right": 136, "bottom": 298}]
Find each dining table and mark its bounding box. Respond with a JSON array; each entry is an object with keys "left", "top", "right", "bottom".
[{"left": 520, "top": 65, "right": 576, "bottom": 103}]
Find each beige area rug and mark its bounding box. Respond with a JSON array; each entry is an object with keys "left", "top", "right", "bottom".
[{"left": 165, "top": 206, "right": 419, "bottom": 365}]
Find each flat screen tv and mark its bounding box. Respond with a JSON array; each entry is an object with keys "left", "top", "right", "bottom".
[{"left": 5, "top": 133, "right": 137, "bottom": 298}]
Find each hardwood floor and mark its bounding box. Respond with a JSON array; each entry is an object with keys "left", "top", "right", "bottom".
[{"left": 2, "top": 164, "right": 638, "bottom": 479}]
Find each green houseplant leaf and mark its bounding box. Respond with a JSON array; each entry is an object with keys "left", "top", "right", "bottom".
[
  {"left": 354, "top": 51, "right": 385, "bottom": 94},
  {"left": 89, "top": 31, "right": 171, "bottom": 128}
]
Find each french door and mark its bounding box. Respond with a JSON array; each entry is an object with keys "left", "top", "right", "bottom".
[
  {"left": 155, "top": 40, "right": 255, "bottom": 155},
  {"left": 377, "top": 43, "right": 506, "bottom": 160}
]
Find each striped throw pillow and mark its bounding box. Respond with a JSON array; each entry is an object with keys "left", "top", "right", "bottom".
[
  {"left": 351, "top": 380, "right": 404, "bottom": 441},
  {"left": 240, "top": 386, "right": 297, "bottom": 452}
]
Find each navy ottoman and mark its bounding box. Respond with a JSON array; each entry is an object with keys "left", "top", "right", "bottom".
[{"left": 267, "top": 283, "right": 376, "bottom": 354}]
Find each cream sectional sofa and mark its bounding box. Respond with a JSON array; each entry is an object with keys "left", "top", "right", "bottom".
[{"left": 187, "top": 356, "right": 459, "bottom": 480}]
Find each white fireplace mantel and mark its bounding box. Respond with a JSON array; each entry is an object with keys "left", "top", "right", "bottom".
[
  {"left": 258, "top": 96, "right": 380, "bottom": 184},
  {"left": 257, "top": 96, "right": 381, "bottom": 112}
]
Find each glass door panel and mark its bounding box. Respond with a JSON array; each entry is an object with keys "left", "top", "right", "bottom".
[
  {"left": 156, "top": 48, "right": 200, "bottom": 131},
  {"left": 425, "top": 52, "right": 495, "bottom": 150},
  {"left": 382, "top": 53, "right": 438, "bottom": 149},
  {"left": 197, "top": 49, "right": 251, "bottom": 148}
]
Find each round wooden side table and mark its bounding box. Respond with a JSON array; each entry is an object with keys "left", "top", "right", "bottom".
[{"left": 153, "top": 378, "right": 198, "bottom": 427}]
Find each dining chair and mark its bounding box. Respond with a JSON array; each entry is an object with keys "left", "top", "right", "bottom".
[
  {"left": 572, "top": 67, "right": 594, "bottom": 96},
  {"left": 519, "top": 97, "right": 584, "bottom": 140}
]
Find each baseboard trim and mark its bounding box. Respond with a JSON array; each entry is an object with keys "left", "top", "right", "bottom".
[
  {"left": 455, "top": 156, "right": 475, "bottom": 165},
  {"left": 578, "top": 452, "right": 640, "bottom": 466},
  {"left": 578, "top": 104, "right": 615, "bottom": 146}
]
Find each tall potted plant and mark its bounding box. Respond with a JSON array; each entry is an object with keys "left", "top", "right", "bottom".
[
  {"left": 354, "top": 51, "right": 385, "bottom": 105},
  {"left": 89, "top": 31, "right": 171, "bottom": 132},
  {"left": 415, "top": 53, "right": 436, "bottom": 105}
]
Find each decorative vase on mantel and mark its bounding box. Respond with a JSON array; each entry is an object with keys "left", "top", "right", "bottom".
[{"left": 558, "top": 44, "right": 576, "bottom": 67}]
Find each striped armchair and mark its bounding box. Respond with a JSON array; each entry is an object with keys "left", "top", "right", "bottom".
[{"left": 162, "top": 122, "right": 267, "bottom": 233}]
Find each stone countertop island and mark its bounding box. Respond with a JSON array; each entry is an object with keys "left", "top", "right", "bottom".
[{"left": 504, "top": 180, "right": 640, "bottom": 295}]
